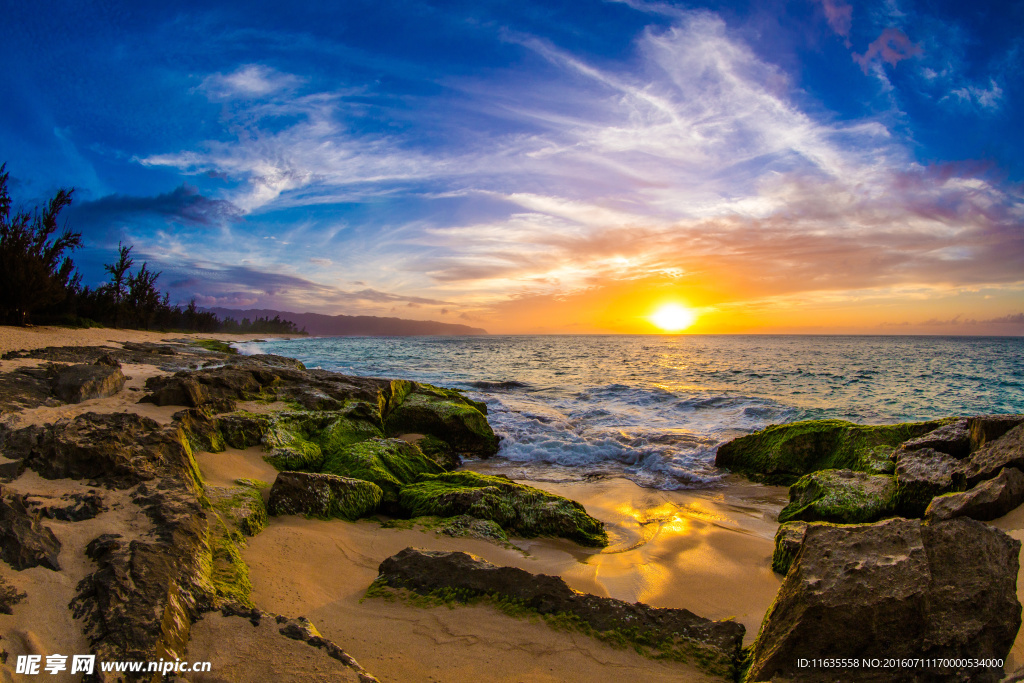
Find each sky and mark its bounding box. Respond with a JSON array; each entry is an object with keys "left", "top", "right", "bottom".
[{"left": 1, "top": 0, "right": 1022, "bottom": 334}]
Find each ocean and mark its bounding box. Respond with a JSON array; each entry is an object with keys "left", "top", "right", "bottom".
[{"left": 237, "top": 335, "right": 1024, "bottom": 491}]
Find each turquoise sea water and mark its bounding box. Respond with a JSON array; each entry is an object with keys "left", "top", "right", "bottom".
[{"left": 239, "top": 335, "right": 1024, "bottom": 490}]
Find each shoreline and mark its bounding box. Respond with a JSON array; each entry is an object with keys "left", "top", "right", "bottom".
[{"left": 1, "top": 325, "right": 1022, "bottom": 681}]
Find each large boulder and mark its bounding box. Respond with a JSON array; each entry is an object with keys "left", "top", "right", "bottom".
[
  {"left": 53, "top": 361, "right": 126, "bottom": 404},
  {"left": 959, "top": 423, "right": 1024, "bottom": 487},
  {"left": 377, "top": 548, "right": 744, "bottom": 679},
  {"left": 925, "top": 466, "right": 1024, "bottom": 522},
  {"left": 777, "top": 469, "right": 897, "bottom": 524},
  {"left": 218, "top": 412, "right": 271, "bottom": 450},
  {"left": 893, "top": 447, "right": 961, "bottom": 516},
  {"left": 715, "top": 419, "right": 946, "bottom": 484},
  {"left": 0, "top": 491, "right": 61, "bottom": 570},
  {"left": 398, "top": 471, "right": 608, "bottom": 547},
  {"left": 746, "top": 517, "right": 1021, "bottom": 682},
  {"left": 267, "top": 471, "right": 382, "bottom": 521}
]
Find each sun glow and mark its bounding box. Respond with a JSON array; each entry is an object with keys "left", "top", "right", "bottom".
[{"left": 649, "top": 303, "right": 697, "bottom": 332}]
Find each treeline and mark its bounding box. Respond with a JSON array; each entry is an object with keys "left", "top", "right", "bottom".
[{"left": 0, "top": 163, "right": 303, "bottom": 334}]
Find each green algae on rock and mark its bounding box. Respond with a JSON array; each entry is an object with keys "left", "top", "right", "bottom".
[
  {"left": 268, "top": 470, "right": 383, "bottom": 521},
  {"left": 778, "top": 469, "right": 898, "bottom": 524},
  {"left": 207, "top": 482, "right": 268, "bottom": 537},
  {"left": 321, "top": 437, "right": 445, "bottom": 505},
  {"left": 771, "top": 521, "right": 809, "bottom": 575},
  {"left": 715, "top": 418, "right": 948, "bottom": 484},
  {"left": 398, "top": 471, "right": 608, "bottom": 547},
  {"left": 383, "top": 386, "right": 498, "bottom": 458}
]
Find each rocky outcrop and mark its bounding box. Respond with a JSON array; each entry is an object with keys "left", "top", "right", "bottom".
[
  {"left": 267, "top": 471, "right": 382, "bottom": 521},
  {"left": 174, "top": 408, "right": 226, "bottom": 454},
  {"left": 893, "top": 447, "right": 961, "bottom": 516},
  {"left": 778, "top": 469, "right": 897, "bottom": 524},
  {"left": 0, "top": 412, "right": 204, "bottom": 489},
  {"left": 383, "top": 386, "right": 498, "bottom": 458},
  {"left": 746, "top": 517, "right": 1021, "bottom": 683},
  {"left": 0, "top": 490, "right": 62, "bottom": 570},
  {"left": 926, "top": 466, "right": 1024, "bottom": 522},
  {"left": 715, "top": 418, "right": 946, "bottom": 484},
  {"left": 399, "top": 471, "right": 608, "bottom": 547},
  {"left": 959, "top": 423, "right": 1024, "bottom": 487},
  {"left": 969, "top": 414, "right": 1024, "bottom": 450},
  {"left": 376, "top": 547, "right": 744, "bottom": 679},
  {"left": 53, "top": 361, "right": 126, "bottom": 404}
]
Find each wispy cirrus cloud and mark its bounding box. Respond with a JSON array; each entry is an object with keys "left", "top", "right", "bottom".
[{"left": 132, "top": 9, "right": 1023, "bottom": 325}]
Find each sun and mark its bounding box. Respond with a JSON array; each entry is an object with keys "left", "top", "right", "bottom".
[{"left": 649, "top": 303, "right": 697, "bottom": 332}]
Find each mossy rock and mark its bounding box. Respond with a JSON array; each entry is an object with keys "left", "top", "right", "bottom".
[
  {"left": 399, "top": 471, "right": 608, "bottom": 547},
  {"left": 715, "top": 418, "right": 949, "bottom": 485},
  {"left": 320, "top": 437, "right": 445, "bottom": 504},
  {"left": 771, "top": 521, "right": 809, "bottom": 575},
  {"left": 268, "top": 471, "right": 382, "bottom": 521},
  {"left": 208, "top": 483, "right": 268, "bottom": 536},
  {"left": 206, "top": 513, "right": 254, "bottom": 607},
  {"left": 384, "top": 391, "right": 498, "bottom": 458},
  {"left": 264, "top": 444, "right": 325, "bottom": 471},
  {"left": 436, "top": 515, "right": 511, "bottom": 545},
  {"left": 174, "top": 408, "right": 226, "bottom": 454},
  {"left": 778, "top": 469, "right": 897, "bottom": 524},
  {"left": 417, "top": 434, "right": 460, "bottom": 470},
  {"left": 218, "top": 412, "right": 271, "bottom": 450},
  {"left": 315, "top": 414, "right": 385, "bottom": 452}
]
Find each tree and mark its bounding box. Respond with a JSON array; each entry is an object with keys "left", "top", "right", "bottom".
[
  {"left": 126, "top": 262, "right": 162, "bottom": 330},
  {"left": 0, "top": 164, "right": 81, "bottom": 325},
  {"left": 103, "top": 242, "right": 133, "bottom": 327}
]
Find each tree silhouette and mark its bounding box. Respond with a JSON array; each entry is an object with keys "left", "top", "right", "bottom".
[
  {"left": 103, "top": 242, "right": 133, "bottom": 327},
  {"left": 0, "top": 164, "right": 81, "bottom": 325}
]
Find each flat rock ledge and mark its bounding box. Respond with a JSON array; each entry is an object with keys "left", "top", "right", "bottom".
[{"left": 375, "top": 547, "right": 745, "bottom": 679}]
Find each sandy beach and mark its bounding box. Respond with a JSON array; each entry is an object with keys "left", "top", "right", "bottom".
[{"left": 2, "top": 326, "right": 1023, "bottom": 682}]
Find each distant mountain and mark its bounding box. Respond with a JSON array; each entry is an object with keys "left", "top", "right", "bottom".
[{"left": 206, "top": 308, "right": 488, "bottom": 336}]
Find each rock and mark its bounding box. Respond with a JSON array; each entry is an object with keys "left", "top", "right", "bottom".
[
  {"left": 267, "top": 471, "right": 382, "bottom": 521},
  {"left": 174, "top": 408, "right": 226, "bottom": 453},
  {"left": 436, "top": 515, "right": 510, "bottom": 545},
  {"left": 895, "top": 419, "right": 971, "bottom": 459},
  {"left": 0, "top": 412, "right": 202, "bottom": 489},
  {"left": 398, "top": 471, "right": 608, "bottom": 547},
  {"left": 960, "top": 423, "right": 1024, "bottom": 487},
  {"left": 382, "top": 383, "right": 499, "bottom": 458},
  {"left": 894, "top": 447, "right": 961, "bottom": 516},
  {"left": 320, "top": 437, "right": 444, "bottom": 507},
  {"left": 35, "top": 491, "right": 106, "bottom": 522},
  {"left": 715, "top": 418, "right": 947, "bottom": 484},
  {"left": 746, "top": 517, "right": 1021, "bottom": 683},
  {"left": 123, "top": 341, "right": 176, "bottom": 355},
  {"left": 0, "top": 574, "right": 26, "bottom": 614},
  {"left": 416, "top": 434, "right": 461, "bottom": 470},
  {"left": 142, "top": 374, "right": 211, "bottom": 408},
  {"left": 218, "top": 412, "right": 271, "bottom": 449},
  {"left": 970, "top": 414, "right": 1024, "bottom": 451},
  {"left": 0, "top": 492, "right": 61, "bottom": 570},
  {"left": 778, "top": 469, "right": 897, "bottom": 524},
  {"left": 926, "top": 467, "right": 1024, "bottom": 522},
  {"left": 208, "top": 484, "right": 267, "bottom": 536},
  {"left": 376, "top": 547, "right": 744, "bottom": 679},
  {"left": 52, "top": 362, "right": 126, "bottom": 404},
  {"left": 771, "top": 521, "right": 808, "bottom": 575}
]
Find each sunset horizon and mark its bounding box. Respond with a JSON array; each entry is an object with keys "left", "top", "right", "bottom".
[{"left": 1, "top": 0, "right": 1021, "bottom": 335}]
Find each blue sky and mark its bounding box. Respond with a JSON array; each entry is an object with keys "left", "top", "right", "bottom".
[{"left": 1, "top": 0, "right": 1022, "bottom": 333}]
